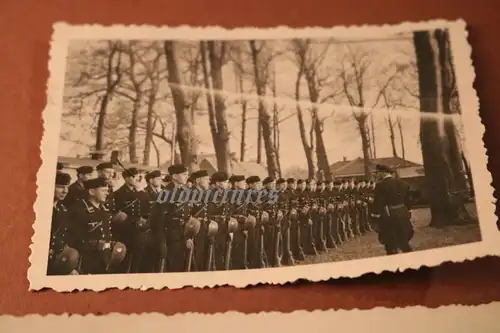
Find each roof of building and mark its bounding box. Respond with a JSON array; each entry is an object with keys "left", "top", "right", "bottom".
[
  {"left": 330, "top": 156, "right": 423, "bottom": 178},
  {"left": 58, "top": 156, "right": 159, "bottom": 173}
]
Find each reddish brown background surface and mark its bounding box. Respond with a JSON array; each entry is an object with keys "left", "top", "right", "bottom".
[{"left": 1, "top": 0, "right": 499, "bottom": 316}]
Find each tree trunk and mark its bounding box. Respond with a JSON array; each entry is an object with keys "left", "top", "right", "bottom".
[
  {"left": 151, "top": 138, "right": 161, "bottom": 167},
  {"left": 95, "top": 42, "right": 122, "bottom": 153},
  {"left": 234, "top": 58, "right": 248, "bottom": 162},
  {"left": 370, "top": 114, "right": 377, "bottom": 159},
  {"left": 435, "top": 29, "right": 468, "bottom": 192},
  {"left": 207, "top": 41, "right": 232, "bottom": 173},
  {"left": 200, "top": 41, "right": 218, "bottom": 149},
  {"left": 294, "top": 69, "right": 315, "bottom": 179},
  {"left": 249, "top": 40, "right": 279, "bottom": 176},
  {"left": 387, "top": 115, "right": 398, "bottom": 157},
  {"left": 164, "top": 41, "right": 198, "bottom": 172},
  {"left": 303, "top": 70, "right": 332, "bottom": 181},
  {"left": 397, "top": 117, "right": 406, "bottom": 159},
  {"left": 414, "top": 30, "right": 462, "bottom": 227},
  {"left": 128, "top": 99, "right": 140, "bottom": 163},
  {"left": 142, "top": 90, "right": 156, "bottom": 165},
  {"left": 357, "top": 116, "right": 372, "bottom": 180},
  {"left": 272, "top": 73, "right": 282, "bottom": 176},
  {"left": 257, "top": 120, "right": 262, "bottom": 164}
]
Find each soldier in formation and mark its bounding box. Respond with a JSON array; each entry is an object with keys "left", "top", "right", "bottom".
[{"left": 49, "top": 161, "right": 401, "bottom": 275}]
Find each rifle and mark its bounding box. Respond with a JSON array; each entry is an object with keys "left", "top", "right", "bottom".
[{"left": 273, "top": 210, "right": 283, "bottom": 267}]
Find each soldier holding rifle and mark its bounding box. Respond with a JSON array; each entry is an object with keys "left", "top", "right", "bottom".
[
  {"left": 208, "top": 172, "right": 238, "bottom": 271},
  {"left": 262, "top": 177, "right": 282, "bottom": 267},
  {"left": 276, "top": 178, "right": 294, "bottom": 266},
  {"left": 229, "top": 175, "right": 256, "bottom": 270},
  {"left": 371, "top": 164, "right": 414, "bottom": 255},
  {"left": 246, "top": 176, "right": 268, "bottom": 268},
  {"left": 151, "top": 164, "right": 199, "bottom": 272},
  {"left": 189, "top": 169, "right": 217, "bottom": 272}
]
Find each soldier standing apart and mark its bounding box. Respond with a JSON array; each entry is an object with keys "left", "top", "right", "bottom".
[
  {"left": 371, "top": 164, "right": 414, "bottom": 255},
  {"left": 68, "top": 178, "right": 127, "bottom": 274},
  {"left": 64, "top": 165, "right": 93, "bottom": 208},
  {"left": 150, "top": 164, "right": 192, "bottom": 272},
  {"left": 48, "top": 172, "right": 80, "bottom": 275}
]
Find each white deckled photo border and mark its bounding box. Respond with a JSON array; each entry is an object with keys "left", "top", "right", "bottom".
[
  {"left": 29, "top": 19, "right": 499, "bottom": 292},
  {"left": 1, "top": 303, "right": 500, "bottom": 332}
]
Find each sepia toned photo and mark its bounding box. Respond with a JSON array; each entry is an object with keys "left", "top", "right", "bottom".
[{"left": 29, "top": 20, "right": 499, "bottom": 291}]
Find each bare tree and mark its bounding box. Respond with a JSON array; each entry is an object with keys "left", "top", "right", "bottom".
[
  {"left": 199, "top": 41, "right": 232, "bottom": 173},
  {"left": 382, "top": 90, "right": 398, "bottom": 157},
  {"left": 248, "top": 40, "right": 280, "bottom": 176},
  {"left": 269, "top": 64, "right": 285, "bottom": 176},
  {"left": 233, "top": 51, "right": 249, "bottom": 162},
  {"left": 336, "top": 44, "right": 401, "bottom": 179},
  {"left": 164, "top": 41, "right": 199, "bottom": 171},
  {"left": 63, "top": 41, "right": 124, "bottom": 156}
]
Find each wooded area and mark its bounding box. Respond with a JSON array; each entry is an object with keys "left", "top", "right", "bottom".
[{"left": 61, "top": 30, "right": 474, "bottom": 226}]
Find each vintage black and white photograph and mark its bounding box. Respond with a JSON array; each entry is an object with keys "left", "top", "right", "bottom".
[{"left": 29, "top": 20, "right": 499, "bottom": 291}]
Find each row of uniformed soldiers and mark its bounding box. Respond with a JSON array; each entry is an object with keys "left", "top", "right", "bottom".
[{"left": 48, "top": 162, "right": 380, "bottom": 275}]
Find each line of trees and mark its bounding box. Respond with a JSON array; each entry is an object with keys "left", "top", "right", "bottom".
[
  {"left": 62, "top": 32, "right": 474, "bottom": 226},
  {"left": 63, "top": 38, "right": 413, "bottom": 178}
]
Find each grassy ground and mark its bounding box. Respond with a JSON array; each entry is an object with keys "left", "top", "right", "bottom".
[{"left": 300, "top": 204, "right": 482, "bottom": 265}]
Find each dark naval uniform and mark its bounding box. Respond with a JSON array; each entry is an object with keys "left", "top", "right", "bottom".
[
  {"left": 48, "top": 172, "right": 80, "bottom": 275},
  {"left": 372, "top": 164, "right": 414, "bottom": 255},
  {"left": 150, "top": 164, "right": 192, "bottom": 273},
  {"left": 64, "top": 166, "right": 94, "bottom": 208},
  {"left": 113, "top": 168, "right": 153, "bottom": 273},
  {"left": 68, "top": 178, "right": 127, "bottom": 274}
]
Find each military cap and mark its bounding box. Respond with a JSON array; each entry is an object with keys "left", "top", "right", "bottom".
[
  {"left": 297, "top": 179, "right": 304, "bottom": 185},
  {"left": 84, "top": 178, "right": 108, "bottom": 190},
  {"left": 187, "top": 176, "right": 195, "bottom": 183},
  {"left": 262, "top": 176, "right": 275, "bottom": 185},
  {"left": 168, "top": 164, "right": 187, "bottom": 175},
  {"left": 316, "top": 180, "right": 323, "bottom": 185},
  {"left": 229, "top": 175, "right": 245, "bottom": 183},
  {"left": 286, "top": 178, "right": 296, "bottom": 184},
  {"left": 122, "top": 167, "right": 140, "bottom": 178},
  {"left": 53, "top": 247, "right": 80, "bottom": 274},
  {"left": 333, "top": 180, "right": 342, "bottom": 186},
  {"left": 56, "top": 162, "right": 65, "bottom": 171},
  {"left": 305, "top": 179, "right": 311, "bottom": 185},
  {"left": 190, "top": 169, "right": 209, "bottom": 180},
  {"left": 76, "top": 165, "right": 93, "bottom": 175},
  {"left": 211, "top": 171, "right": 229, "bottom": 183},
  {"left": 353, "top": 180, "right": 359, "bottom": 185},
  {"left": 109, "top": 242, "right": 127, "bottom": 265},
  {"left": 246, "top": 176, "right": 261, "bottom": 184},
  {"left": 55, "top": 172, "right": 71, "bottom": 186},
  {"left": 375, "top": 164, "right": 393, "bottom": 173},
  {"left": 276, "top": 178, "right": 286, "bottom": 184},
  {"left": 96, "top": 162, "right": 114, "bottom": 171},
  {"left": 145, "top": 170, "right": 162, "bottom": 181}
]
